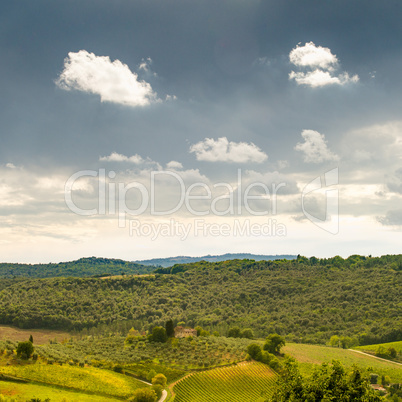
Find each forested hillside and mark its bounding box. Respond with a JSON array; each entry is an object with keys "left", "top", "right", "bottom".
[
  {"left": 136, "top": 253, "right": 296, "bottom": 267},
  {"left": 0, "top": 257, "right": 155, "bottom": 278},
  {"left": 0, "top": 255, "right": 400, "bottom": 346}
]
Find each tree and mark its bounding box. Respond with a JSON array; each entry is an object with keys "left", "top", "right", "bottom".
[
  {"left": 241, "top": 328, "right": 254, "bottom": 339},
  {"left": 247, "top": 343, "right": 263, "bottom": 360},
  {"left": 129, "top": 388, "right": 157, "bottom": 402},
  {"left": 165, "top": 319, "right": 174, "bottom": 338},
  {"left": 195, "top": 326, "right": 203, "bottom": 336},
  {"left": 146, "top": 370, "right": 157, "bottom": 382},
  {"left": 152, "top": 374, "right": 167, "bottom": 388},
  {"left": 151, "top": 384, "right": 163, "bottom": 399},
  {"left": 388, "top": 347, "right": 397, "bottom": 358},
  {"left": 16, "top": 341, "right": 34, "bottom": 359},
  {"left": 29, "top": 335, "right": 33, "bottom": 343},
  {"left": 263, "top": 333, "right": 285, "bottom": 354},
  {"left": 150, "top": 326, "right": 167, "bottom": 343},
  {"left": 227, "top": 326, "right": 242, "bottom": 338}
]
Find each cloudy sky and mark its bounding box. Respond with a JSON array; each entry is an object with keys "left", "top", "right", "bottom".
[{"left": 1, "top": 0, "right": 402, "bottom": 263}]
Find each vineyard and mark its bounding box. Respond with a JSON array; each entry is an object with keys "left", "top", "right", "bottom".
[{"left": 173, "top": 362, "right": 277, "bottom": 402}]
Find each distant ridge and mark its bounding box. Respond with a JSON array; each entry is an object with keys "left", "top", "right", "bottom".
[{"left": 135, "top": 253, "right": 296, "bottom": 267}]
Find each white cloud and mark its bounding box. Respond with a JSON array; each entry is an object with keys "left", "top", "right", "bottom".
[
  {"left": 56, "top": 50, "right": 159, "bottom": 107},
  {"left": 139, "top": 57, "right": 153, "bottom": 72},
  {"left": 99, "top": 152, "right": 144, "bottom": 164},
  {"left": 295, "top": 130, "right": 339, "bottom": 163},
  {"left": 189, "top": 137, "right": 268, "bottom": 163},
  {"left": 289, "top": 70, "right": 358, "bottom": 88},
  {"left": 290, "top": 42, "right": 338, "bottom": 70},
  {"left": 289, "top": 42, "right": 359, "bottom": 88},
  {"left": 5, "top": 163, "right": 16, "bottom": 169},
  {"left": 166, "top": 161, "right": 183, "bottom": 170}
]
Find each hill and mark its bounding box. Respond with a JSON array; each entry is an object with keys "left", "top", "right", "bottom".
[
  {"left": 0, "top": 257, "right": 155, "bottom": 278},
  {"left": 0, "top": 255, "right": 400, "bottom": 345},
  {"left": 135, "top": 253, "right": 296, "bottom": 267}
]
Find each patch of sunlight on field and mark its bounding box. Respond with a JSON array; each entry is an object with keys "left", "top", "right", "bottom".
[
  {"left": 355, "top": 340, "right": 402, "bottom": 354},
  {"left": 0, "top": 363, "right": 146, "bottom": 399},
  {"left": 0, "top": 382, "right": 121, "bottom": 401},
  {"left": 283, "top": 343, "right": 402, "bottom": 383}
]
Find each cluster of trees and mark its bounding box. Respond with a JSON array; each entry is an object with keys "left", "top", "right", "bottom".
[
  {"left": 268, "top": 358, "right": 382, "bottom": 402},
  {"left": 246, "top": 333, "right": 285, "bottom": 371},
  {"left": 328, "top": 335, "right": 359, "bottom": 349},
  {"left": 0, "top": 255, "right": 400, "bottom": 346},
  {"left": 376, "top": 346, "right": 398, "bottom": 359},
  {"left": 227, "top": 327, "right": 254, "bottom": 339}
]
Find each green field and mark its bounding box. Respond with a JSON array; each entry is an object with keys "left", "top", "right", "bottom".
[
  {"left": 0, "top": 362, "right": 147, "bottom": 399},
  {"left": 173, "top": 362, "right": 277, "bottom": 402},
  {"left": 355, "top": 340, "right": 402, "bottom": 354},
  {"left": 0, "top": 381, "right": 121, "bottom": 401},
  {"left": 283, "top": 343, "right": 402, "bottom": 383}
]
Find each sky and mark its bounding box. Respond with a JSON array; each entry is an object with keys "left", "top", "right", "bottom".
[{"left": 1, "top": 0, "right": 402, "bottom": 263}]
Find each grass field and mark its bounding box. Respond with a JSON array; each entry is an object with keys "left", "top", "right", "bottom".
[
  {"left": 0, "top": 362, "right": 147, "bottom": 399},
  {"left": 283, "top": 343, "right": 402, "bottom": 383},
  {"left": 354, "top": 340, "right": 402, "bottom": 354},
  {"left": 173, "top": 362, "right": 277, "bottom": 402},
  {"left": 0, "top": 325, "right": 70, "bottom": 345},
  {"left": 0, "top": 381, "right": 121, "bottom": 401}
]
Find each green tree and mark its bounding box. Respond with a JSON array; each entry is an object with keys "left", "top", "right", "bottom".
[
  {"left": 29, "top": 335, "right": 33, "bottom": 343},
  {"left": 227, "top": 326, "right": 242, "bottom": 338},
  {"left": 263, "top": 333, "right": 285, "bottom": 354},
  {"left": 152, "top": 374, "right": 167, "bottom": 388},
  {"left": 165, "top": 319, "right": 174, "bottom": 338},
  {"left": 151, "top": 384, "right": 163, "bottom": 399},
  {"left": 388, "top": 347, "right": 397, "bottom": 358},
  {"left": 16, "top": 341, "right": 34, "bottom": 359},
  {"left": 151, "top": 326, "right": 167, "bottom": 343},
  {"left": 241, "top": 328, "right": 254, "bottom": 339},
  {"left": 146, "top": 370, "right": 157, "bottom": 382},
  {"left": 329, "top": 335, "right": 340, "bottom": 347},
  {"left": 129, "top": 388, "right": 157, "bottom": 402},
  {"left": 247, "top": 343, "right": 262, "bottom": 360},
  {"left": 195, "top": 326, "right": 203, "bottom": 336}
]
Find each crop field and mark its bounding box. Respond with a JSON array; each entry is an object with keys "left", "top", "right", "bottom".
[
  {"left": 173, "top": 362, "right": 277, "bottom": 402},
  {"left": 0, "top": 362, "right": 147, "bottom": 399},
  {"left": 0, "top": 381, "right": 121, "bottom": 401},
  {"left": 283, "top": 343, "right": 402, "bottom": 383},
  {"left": 354, "top": 340, "right": 402, "bottom": 354},
  {"left": 0, "top": 325, "right": 70, "bottom": 345}
]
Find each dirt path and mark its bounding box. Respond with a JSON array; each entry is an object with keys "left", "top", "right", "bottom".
[{"left": 348, "top": 349, "right": 402, "bottom": 366}]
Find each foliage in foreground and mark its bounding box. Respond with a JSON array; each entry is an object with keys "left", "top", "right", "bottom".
[
  {"left": 269, "top": 358, "right": 381, "bottom": 402},
  {"left": 283, "top": 343, "right": 402, "bottom": 383}
]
